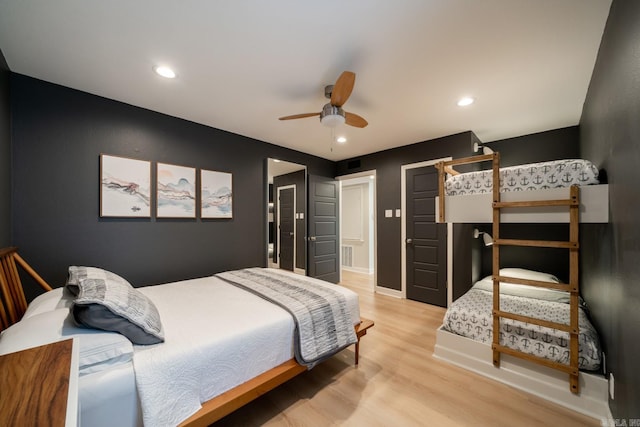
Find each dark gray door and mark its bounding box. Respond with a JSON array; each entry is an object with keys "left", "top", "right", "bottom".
[
  {"left": 406, "top": 166, "right": 447, "bottom": 306},
  {"left": 308, "top": 175, "right": 340, "bottom": 283},
  {"left": 278, "top": 187, "right": 295, "bottom": 271}
]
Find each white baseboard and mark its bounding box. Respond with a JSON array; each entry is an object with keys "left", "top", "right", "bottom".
[
  {"left": 433, "top": 326, "right": 610, "bottom": 421},
  {"left": 375, "top": 286, "right": 402, "bottom": 298}
]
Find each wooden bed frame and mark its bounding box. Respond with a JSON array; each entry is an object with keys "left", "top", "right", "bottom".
[{"left": 0, "top": 246, "right": 375, "bottom": 426}]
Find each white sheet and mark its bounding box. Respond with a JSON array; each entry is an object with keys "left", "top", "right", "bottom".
[{"left": 128, "top": 271, "right": 359, "bottom": 427}]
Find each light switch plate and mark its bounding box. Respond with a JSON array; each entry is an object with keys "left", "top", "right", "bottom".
[
  {"left": 395, "top": 209, "right": 401, "bottom": 217},
  {"left": 385, "top": 209, "right": 392, "bottom": 218}
]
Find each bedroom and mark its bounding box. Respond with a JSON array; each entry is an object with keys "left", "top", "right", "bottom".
[{"left": 1, "top": 0, "right": 638, "bottom": 425}]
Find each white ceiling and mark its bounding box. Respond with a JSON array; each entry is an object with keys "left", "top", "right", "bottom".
[{"left": 0, "top": 1, "right": 611, "bottom": 161}]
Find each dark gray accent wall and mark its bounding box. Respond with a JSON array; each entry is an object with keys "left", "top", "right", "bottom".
[
  {"left": 485, "top": 126, "right": 580, "bottom": 167},
  {"left": 10, "top": 74, "right": 334, "bottom": 300},
  {"left": 580, "top": 0, "right": 639, "bottom": 419},
  {"left": 0, "top": 49, "right": 10, "bottom": 247},
  {"left": 336, "top": 132, "right": 479, "bottom": 293}
]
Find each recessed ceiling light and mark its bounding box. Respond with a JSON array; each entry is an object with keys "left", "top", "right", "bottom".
[
  {"left": 154, "top": 65, "right": 176, "bottom": 79},
  {"left": 336, "top": 136, "right": 347, "bottom": 143},
  {"left": 457, "top": 97, "right": 474, "bottom": 107}
]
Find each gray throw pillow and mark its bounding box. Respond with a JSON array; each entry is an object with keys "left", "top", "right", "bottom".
[{"left": 70, "top": 267, "right": 164, "bottom": 345}]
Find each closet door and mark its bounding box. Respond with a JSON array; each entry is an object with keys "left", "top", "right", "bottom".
[
  {"left": 405, "top": 166, "right": 447, "bottom": 306},
  {"left": 308, "top": 175, "right": 340, "bottom": 283}
]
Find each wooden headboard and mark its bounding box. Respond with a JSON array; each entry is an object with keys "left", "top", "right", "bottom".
[{"left": 0, "top": 247, "right": 52, "bottom": 331}]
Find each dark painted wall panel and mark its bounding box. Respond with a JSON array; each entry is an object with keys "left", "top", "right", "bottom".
[
  {"left": 580, "top": 0, "right": 639, "bottom": 419},
  {"left": 0, "top": 50, "right": 10, "bottom": 247},
  {"left": 485, "top": 126, "right": 580, "bottom": 167},
  {"left": 10, "top": 74, "right": 334, "bottom": 300}
]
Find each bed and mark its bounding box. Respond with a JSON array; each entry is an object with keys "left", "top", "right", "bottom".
[
  {"left": 436, "top": 157, "right": 609, "bottom": 223},
  {"left": 441, "top": 268, "right": 601, "bottom": 371},
  {"left": 434, "top": 268, "right": 608, "bottom": 419},
  {"left": 0, "top": 248, "right": 372, "bottom": 427}
]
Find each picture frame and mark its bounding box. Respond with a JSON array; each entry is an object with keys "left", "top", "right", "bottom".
[
  {"left": 201, "top": 169, "right": 233, "bottom": 218},
  {"left": 156, "top": 163, "right": 197, "bottom": 218},
  {"left": 100, "top": 154, "right": 151, "bottom": 217}
]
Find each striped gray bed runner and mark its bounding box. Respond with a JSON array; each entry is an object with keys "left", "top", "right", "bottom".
[{"left": 216, "top": 268, "right": 357, "bottom": 368}]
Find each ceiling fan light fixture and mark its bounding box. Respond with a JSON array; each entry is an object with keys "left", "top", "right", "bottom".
[
  {"left": 336, "top": 136, "right": 347, "bottom": 143},
  {"left": 320, "top": 104, "right": 346, "bottom": 128}
]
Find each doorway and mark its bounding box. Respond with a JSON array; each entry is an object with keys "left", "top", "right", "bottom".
[
  {"left": 401, "top": 159, "right": 453, "bottom": 307},
  {"left": 338, "top": 171, "right": 376, "bottom": 292},
  {"left": 277, "top": 185, "right": 296, "bottom": 271},
  {"left": 267, "top": 159, "right": 306, "bottom": 274}
]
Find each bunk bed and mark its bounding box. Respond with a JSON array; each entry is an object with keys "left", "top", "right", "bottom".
[
  {"left": 432, "top": 152, "right": 610, "bottom": 419},
  {"left": 0, "top": 247, "right": 374, "bottom": 427}
]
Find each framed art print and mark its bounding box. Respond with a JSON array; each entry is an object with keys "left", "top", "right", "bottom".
[
  {"left": 100, "top": 154, "right": 151, "bottom": 217},
  {"left": 201, "top": 169, "right": 233, "bottom": 218},
  {"left": 156, "top": 163, "right": 196, "bottom": 218}
]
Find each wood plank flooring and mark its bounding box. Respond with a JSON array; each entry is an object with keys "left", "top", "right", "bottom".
[{"left": 213, "top": 271, "right": 600, "bottom": 426}]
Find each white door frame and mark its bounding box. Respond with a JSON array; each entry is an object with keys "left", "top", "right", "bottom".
[
  {"left": 337, "top": 170, "right": 377, "bottom": 292},
  {"left": 401, "top": 158, "right": 453, "bottom": 306},
  {"left": 276, "top": 184, "right": 296, "bottom": 271}
]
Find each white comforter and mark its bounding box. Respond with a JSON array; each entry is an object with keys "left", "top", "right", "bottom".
[{"left": 133, "top": 276, "right": 295, "bottom": 426}]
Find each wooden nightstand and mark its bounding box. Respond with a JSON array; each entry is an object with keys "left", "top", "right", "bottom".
[{"left": 0, "top": 338, "right": 79, "bottom": 426}]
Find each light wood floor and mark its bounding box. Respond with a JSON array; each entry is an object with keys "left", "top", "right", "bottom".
[{"left": 214, "top": 271, "right": 599, "bottom": 426}]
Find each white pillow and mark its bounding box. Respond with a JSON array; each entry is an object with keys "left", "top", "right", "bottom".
[
  {"left": 0, "top": 309, "right": 134, "bottom": 376},
  {"left": 499, "top": 268, "right": 560, "bottom": 283},
  {"left": 23, "top": 288, "right": 73, "bottom": 319}
]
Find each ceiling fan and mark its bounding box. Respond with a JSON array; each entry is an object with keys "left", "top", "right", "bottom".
[{"left": 279, "top": 71, "right": 368, "bottom": 128}]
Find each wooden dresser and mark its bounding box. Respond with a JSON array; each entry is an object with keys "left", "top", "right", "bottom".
[{"left": 0, "top": 338, "right": 78, "bottom": 426}]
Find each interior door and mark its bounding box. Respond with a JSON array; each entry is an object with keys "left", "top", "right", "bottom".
[
  {"left": 405, "top": 166, "right": 447, "bottom": 306},
  {"left": 308, "top": 175, "right": 340, "bottom": 283},
  {"left": 278, "top": 186, "right": 295, "bottom": 271}
]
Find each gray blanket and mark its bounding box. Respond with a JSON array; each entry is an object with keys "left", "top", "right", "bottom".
[{"left": 216, "top": 268, "right": 357, "bottom": 368}]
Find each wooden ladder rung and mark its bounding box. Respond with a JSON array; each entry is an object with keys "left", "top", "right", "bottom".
[
  {"left": 492, "top": 344, "right": 579, "bottom": 376},
  {"left": 493, "top": 199, "right": 578, "bottom": 208},
  {"left": 494, "top": 238, "right": 578, "bottom": 249},
  {"left": 495, "top": 275, "right": 577, "bottom": 292},
  {"left": 494, "top": 309, "right": 578, "bottom": 334}
]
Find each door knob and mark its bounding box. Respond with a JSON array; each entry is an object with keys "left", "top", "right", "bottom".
[
  {"left": 309, "top": 236, "right": 317, "bottom": 241},
  {"left": 289, "top": 232, "right": 294, "bottom": 237},
  {"left": 406, "top": 238, "right": 413, "bottom": 244}
]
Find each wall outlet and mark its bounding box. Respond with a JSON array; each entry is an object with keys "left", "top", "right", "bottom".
[{"left": 609, "top": 373, "right": 615, "bottom": 400}]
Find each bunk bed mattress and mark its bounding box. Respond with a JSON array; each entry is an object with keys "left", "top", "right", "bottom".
[
  {"left": 442, "top": 276, "right": 601, "bottom": 371},
  {"left": 445, "top": 159, "right": 599, "bottom": 196}
]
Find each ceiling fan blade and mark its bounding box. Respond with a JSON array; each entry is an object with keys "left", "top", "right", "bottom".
[
  {"left": 330, "top": 71, "right": 356, "bottom": 107},
  {"left": 279, "top": 112, "right": 320, "bottom": 120},
  {"left": 345, "top": 112, "right": 368, "bottom": 128}
]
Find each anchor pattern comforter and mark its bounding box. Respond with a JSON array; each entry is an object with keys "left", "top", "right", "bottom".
[
  {"left": 445, "top": 159, "right": 599, "bottom": 196},
  {"left": 442, "top": 282, "right": 601, "bottom": 371}
]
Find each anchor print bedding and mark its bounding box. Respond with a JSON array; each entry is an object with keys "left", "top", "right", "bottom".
[
  {"left": 442, "top": 276, "right": 602, "bottom": 371},
  {"left": 445, "top": 159, "right": 599, "bottom": 196}
]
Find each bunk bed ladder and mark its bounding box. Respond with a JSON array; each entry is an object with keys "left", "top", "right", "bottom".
[{"left": 489, "top": 153, "right": 581, "bottom": 394}]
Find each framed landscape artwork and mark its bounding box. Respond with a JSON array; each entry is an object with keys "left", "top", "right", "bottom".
[
  {"left": 201, "top": 170, "right": 233, "bottom": 218},
  {"left": 100, "top": 154, "right": 151, "bottom": 217},
  {"left": 156, "top": 163, "right": 196, "bottom": 218}
]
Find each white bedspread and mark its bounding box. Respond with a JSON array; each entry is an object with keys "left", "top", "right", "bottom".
[{"left": 133, "top": 276, "right": 295, "bottom": 427}]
